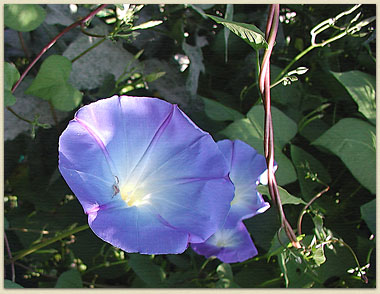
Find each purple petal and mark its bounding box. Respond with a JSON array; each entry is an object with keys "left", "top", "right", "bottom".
[
  {"left": 58, "top": 96, "right": 234, "bottom": 254},
  {"left": 191, "top": 215, "right": 258, "bottom": 263},
  {"left": 217, "top": 139, "right": 270, "bottom": 223},
  {"left": 147, "top": 177, "right": 234, "bottom": 243},
  {"left": 89, "top": 204, "right": 189, "bottom": 254}
]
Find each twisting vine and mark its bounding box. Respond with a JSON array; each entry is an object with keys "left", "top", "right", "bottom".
[{"left": 259, "top": 4, "right": 301, "bottom": 249}]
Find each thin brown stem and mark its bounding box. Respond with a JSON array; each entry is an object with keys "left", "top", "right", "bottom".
[
  {"left": 6, "top": 106, "right": 33, "bottom": 124},
  {"left": 17, "top": 32, "right": 30, "bottom": 61},
  {"left": 297, "top": 186, "right": 330, "bottom": 236},
  {"left": 14, "top": 262, "right": 57, "bottom": 279},
  {"left": 48, "top": 101, "right": 59, "bottom": 126},
  {"left": 11, "top": 4, "right": 108, "bottom": 94},
  {"left": 80, "top": 23, "right": 107, "bottom": 38}
]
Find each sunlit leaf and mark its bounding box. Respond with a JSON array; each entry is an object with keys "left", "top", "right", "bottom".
[
  {"left": 25, "top": 55, "right": 82, "bottom": 111},
  {"left": 4, "top": 62, "right": 20, "bottom": 106},
  {"left": 331, "top": 71, "right": 376, "bottom": 124},
  {"left": 278, "top": 250, "right": 318, "bottom": 288},
  {"left": 206, "top": 14, "right": 268, "bottom": 50},
  {"left": 4, "top": 4, "right": 46, "bottom": 32},
  {"left": 313, "top": 246, "right": 326, "bottom": 266},
  {"left": 144, "top": 71, "right": 166, "bottom": 83},
  {"left": 217, "top": 263, "right": 233, "bottom": 280},
  {"left": 312, "top": 118, "right": 376, "bottom": 194},
  {"left": 216, "top": 264, "right": 240, "bottom": 288},
  {"left": 131, "top": 20, "right": 163, "bottom": 30},
  {"left": 257, "top": 185, "right": 306, "bottom": 205}
]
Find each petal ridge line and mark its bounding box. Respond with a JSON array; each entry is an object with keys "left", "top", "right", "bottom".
[
  {"left": 74, "top": 116, "right": 120, "bottom": 178},
  {"left": 124, "top": 104, "right": 175, "bottom": 187}
]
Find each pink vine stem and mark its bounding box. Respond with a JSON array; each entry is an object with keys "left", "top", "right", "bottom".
[
  {"left": 259, "top": 4, "right": 301, "bottom": 249},
  {"left": 11, "top": 4, "right": 108, "bottom": 94}
]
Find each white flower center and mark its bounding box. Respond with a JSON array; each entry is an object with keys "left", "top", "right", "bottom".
[
  {"left": 209, "top": 229, "right": 239, "bottom": 248},
  {"left": 120, "top": 183, "right": 151, "bottom": 207}
]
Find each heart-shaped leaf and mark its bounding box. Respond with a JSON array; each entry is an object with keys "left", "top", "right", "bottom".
[
  {"left": 312, "top": 118, "right": 376, "bottom": 194},
  {"left": 5, "top": 4, "right": 46, "bottom": 32},
  {"left": 201, "top": 96, "right": 244, "bottom": 122},
  {"left": 221, "top": 105, "right": 297, "bottom": 185},
  {"left": 55, "top": 269, "right": 83, "bottom": 288},
  {"left": 331, "top": 71, "right": 376, "bottom": 124},
  {"left": 25, "top": 55, "right": 82, "bottom": 111},
  {"left": 4, "top": 62, "right": 20, "bottom": 106}
]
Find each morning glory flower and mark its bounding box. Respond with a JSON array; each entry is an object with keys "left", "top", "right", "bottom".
[
  {"left": 191, "top": 139, "right": 270, "bottom": 263},
  {"left": 191, "top": 214, "right": 258, "bottom": 263},
  {"left": 58, "top": 95, "right": 234, "bottom": 254},
  {"left": 217, "top": 139, "right": 270, "bottom": 223}
]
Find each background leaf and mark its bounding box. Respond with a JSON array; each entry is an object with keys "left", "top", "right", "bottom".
[
  {"left": 4, "top": 4, "right": 46, "bottom": 32},
  {"left": 128, "top": 254, "right": 166, "bottom": 287},
  {"left": 25, "top": 55, "right": 82, "bottom": 111},
  {"left": 331, "top": 71, "right": 376, "bottom": 124},
  {"left": 206, "top": 14, "right": 268, "bottom": 50},
  {"left": 312, "top": 118, "right": 376, "bottom": 194},
  {"left": 360, "top": 199, "right": 376, "bottom": 235},
  {"left": 4, "top": 280, "right": 24, "bottom": 288},
  {"left": 55, "top": 269, "right": 83, "bottom": 288},
  {"left": 221, "top": 105, "right": 297, "bottom": 185},
  {"left": 201, "top": 96, "right": 244, "bottom": 121},
  {"left": 257, "top": 185, "right": 306, "bottom": 205},
  {"left": 4, "top": 62, "right": 20, "bottom": 106},
  {"left": 290, "top": 145, "right": 331, "bottom": 200}
]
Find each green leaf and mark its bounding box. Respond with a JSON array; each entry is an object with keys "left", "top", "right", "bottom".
[
  {"left": 55, "top": 269, "right": 83, "bottom": 288},
  {"left": 4, "top": 280, "right": 24, "bottom": 288},
  {"left": 128, "top": 254, "right": 166, "bottom": 287},
  {"left": 268, "top": 229, "right": 293, "bottom": 260},
  {"left": 312, "top": 246, "right": 326, "bottom": 266},
  {"left": 131, "top": 20, "right": 163, "bottom": 30},
  {"left": 4, "top": 4, "right": 46, "bottom": 32},
  {"left": 312, "top": 118, "right": 376, "bottom": 194},
  {"left": 25, "top": 55, "right": 82, "bottom": 111},
  {"left": 278, "top": 250, "right": 318, "bottom": 288},
  {"left": 215, "top": 263, "right": 240, "bottom": 289},
  {"left": 221, "top": 105, "right": 297, "bottom": 185},
  {"left": 4, "top": 217, "right": 9, "bottom": 230},
  {"left": 216, "top": 263, "right": 233, "bottom": 280},
  {"left": 206, "top": 14, "right": 268, "bottom": 50},
  {"left": 4, "top": 62, "right": 20, "bottom": 106},
  {"left": 257, "top": 185, "right": 306, "bottom": 206},
  {"left": 144, "top": 71, "right": 166, "bottom": 83},
  {"left": 201, "top": 96, "right": 244, "bottom": 121},
  {"left": 290, "top": 145, "right": 331, "bottom": 200},
  {"left": 360, "top": 199, "right": 376, "bottom": 235},
  {"left": 331, "top": 71, "right": 376, "bottom": 124}
]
